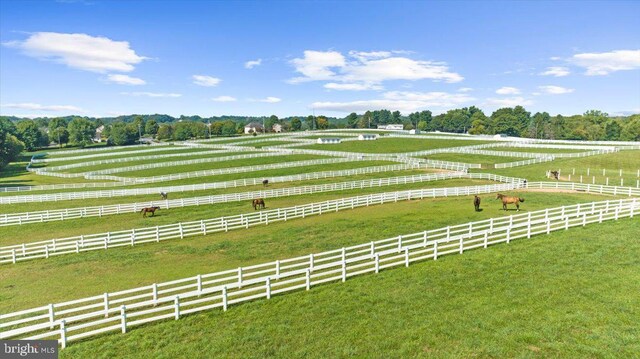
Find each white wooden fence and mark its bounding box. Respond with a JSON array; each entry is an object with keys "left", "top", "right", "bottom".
[
  {"left": 37, "top": 144, "right": 179, "bottom": 161},
  {"left": 0, "top": 182, "right": 523, "bottom": 264},
  {"left": 35, "top": 149, "right": 227, "bottom": 172},
  {"left": 1, "top": 198, "right": 636, "bottom": 348},
  {"left": 0, "top": 173, "right": 522, "bottom": 226},
  {"left": 0, "top": 163, "right": 430, "bottom": 204}
]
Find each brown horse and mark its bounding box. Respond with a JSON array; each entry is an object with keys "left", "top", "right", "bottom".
[
  {"left": 160, "top": 192, "right": 168, "bottom": 200},
  {"left": 141, "top": 206, "right": 160, "bottom": 217},
  {"left": 474, "top": 195, "right": 481, "bottom": 211},
  {"left": 252, "top": 198, "right": 265, "bottom": 210},
  {"left": 262, "top": 179, "right": 269, "bottom": 187},
  {"left": 496, "top": 194, "right": 524, "bottom": 211},
  {"left": 550, "top": 170, "right": 559, "bottom": 180}
]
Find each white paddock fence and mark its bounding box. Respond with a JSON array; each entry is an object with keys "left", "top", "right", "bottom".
[
  {"left": 34, "top": 149, "right": 231, "bottom": 172},
  {"left": 0, "top": 163, "right": 430, "bottom": 204},
  {"left": 0, "top": 173, "right": 521, "bottom": 226},
  {"left": 494, "top": 149, "right": 618, "bottom": 169},
  {"left": 36, "top": 144, "right": 179, "bottom": 161},
  {"left": 1, "top": 198, "right": 637, "bottom": 348},
  {"left": 37, "top": 157, "right": 373, "bottom": 183},
  {"left": 0, "top": 182, "right": 524, "bottom": 265},
  {"left": 53, "top": 152, "right": 290, "bottom": 176}
]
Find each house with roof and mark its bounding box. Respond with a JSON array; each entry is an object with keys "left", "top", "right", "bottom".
[{"left": 244, "top": 122, "right": 265, "bottom": 134}]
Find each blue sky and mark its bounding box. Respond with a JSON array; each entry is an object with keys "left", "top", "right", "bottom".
[{"left": 1, "top": 0, "right": 639, "bottom": 118}]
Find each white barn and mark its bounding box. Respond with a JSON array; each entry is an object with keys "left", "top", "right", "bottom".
[
  {"left": 316, "top": 138, "right": 341, "bottom": 144},
  {"left": 358, "top": 134, "right": 378, "bottom": 141}
]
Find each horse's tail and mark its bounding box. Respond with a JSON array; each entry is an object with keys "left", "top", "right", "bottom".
[{"left": 519, "top": 198, "right": 525, "bottom": 202}]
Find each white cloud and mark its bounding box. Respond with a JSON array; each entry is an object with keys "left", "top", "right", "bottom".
[
  {"left": 256, "top": 97, "right": 282, "bottom": 103},
  {"left": 211, "top": 96, "right": 237, "bottom": 102},
  {"left": 3, "top": 32, "right": 146, "bottom": 73},
  {"left": 192, "top": 75, "right": 221, "bottom": 87},
  {"left": 485, "top": 97, "right": 533, "bottom": 107},
  {"left": 244, "top": 59, "right": 262, "bottom": 69},
  {"left": 324, "top": 82, "right": 383, "bottom": 91},
  {"left": 290, "top": 50, "right": 346, "bottom": 83},
  {"left": 457, "top": 87, "right": 473, "bottom": 92},
  {"left": 538, "top": 85, "right": 575, "bottom": 95},
  {"left": 495, "top": 87, "right": 521, "bottom": 95},
  {"left": 289, "top": 50, "right": 463, "bottom": 89},
  {"left": 569, "top": 49, "right": 640, "bottom": 75},
  {"left": 310, "top": 91, "right": 474, "bottom": 114},
  {"left": 120, "top": 92, "right": 181, "bottom": 98},
  {"left": 539, "top": 66, "right": 570, "bottom": 77},
  {"left": 105, "top": 74, "right": 146, "bottom": 85},
  {"left": 1, "top": 102, "right": 82, "bottom": 112}
]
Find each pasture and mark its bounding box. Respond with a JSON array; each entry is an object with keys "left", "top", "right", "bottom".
[{"left": 1, "top": 130, "right": 639, "bottom": 358}]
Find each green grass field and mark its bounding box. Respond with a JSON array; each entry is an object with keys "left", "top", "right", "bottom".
[
  {"left": 59, "top": 218, "right": 640, "bottom": 358},
  {"left": 299, "top": 138, "right": 493, "bottom": 153},
  {"left": 1, "top": 136, "right": 638, "bottom": 357}
]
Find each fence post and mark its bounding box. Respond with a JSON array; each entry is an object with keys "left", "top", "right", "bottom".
[
  {"left": 370, "top": 241, "right": 375, "bottom": 256},
  {"left": 309, "top": 253, "right": 314, "bottom": 270},
  {"left": 197, "top": 274, "right": 202, "bottom": 295},
  {"left": 120, "top": 305, "right": 127, "bottom": 333},
  {"left": 103, "top": 292, "right": 110, "bottom": 318},
  {"left": 405, "top": 248, "right": 410, "bottom": 267},
  {"left": 341, "top": 247, "right": 347, "bottom": 282},
  {"left": 60, "top": 320, "right": 67, "bottom": 349},
  {"left": 506, "top": 228, "right": 511, "bottom": 244},
  {"left": 131, "top": 229, "right": 135, "bottom": 246},
  {"left": 483, "top": 232, "right": 488, "bottom": 248},
  {"left": 222, "top": 287, "right": 228, "bottom": 311},
  {"left": 433, "top": 241, "right": 438, "bottom": 260},
  {"left": 397, "top": 235, "right": 402, "bottom": 252},
  {"left": 237, "top": 267, "right": 243, "bottom": 288},
  {"left": 48, "top": 303, "right": 55, "bottom": 329},
  {"left": 375, "top": 253, "right": 380, "bottom": 273},
  {"left": 152, "top": 283, "right": 158, "bottom": 306},
  {"left": 201, "top": 220, "right": 206, "bottom": 235},
  {"left": 174, "top": 296, "right": 180, "bottom": 320}
]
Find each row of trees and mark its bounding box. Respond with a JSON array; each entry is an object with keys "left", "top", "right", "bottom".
[{"left": 340, "top": 108, "right": 640, "bottom": 141}]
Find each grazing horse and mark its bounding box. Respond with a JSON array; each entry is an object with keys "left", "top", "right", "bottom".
[
  {"left": 160, "top": 192, "right": 168, "bottom": 200},
  {"left": 252, "top": 198, "right": 266, "bottom": 210},
  {"left": 262, "top": 179, "right": 269, "bottom": 187},
  {"left": 141, "top": 206, "right": 160, "bottom": 217},
  {"left": 550, "top": 171, "right": 559, "bottom": 180},
  {"left": 496, "top": 194, "right": 525, "bottom": 211},
  {"left": 473, "top": 195, "right": 481, "bottom": 212}
]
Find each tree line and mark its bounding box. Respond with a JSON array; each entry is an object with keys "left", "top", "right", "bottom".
[{"left": 1, "top": 107, "right": 638, "bottom": 170}]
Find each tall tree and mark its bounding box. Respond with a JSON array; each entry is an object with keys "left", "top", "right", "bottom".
[
  {"left": 16, "top": 120, "right": 47, "bottom": 151},
  {"left": 291, "top": 117, "right": 302, "bottom": 131},
  {"left": 68, "top": 118, "right": 95, "bottom": 147},
  {"left": 145, "top": 120, "right": 159, "bottom": 136},
  {"left": 345, "top": 112, "right": 359, "bottom": 128}
]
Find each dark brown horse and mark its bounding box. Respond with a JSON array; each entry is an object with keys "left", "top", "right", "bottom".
[
  {"left": 550, "top": 171, "right": 559, "bottom": 180},
  {"left": 160, "top": 192, "right": 168, "bottom": 200},
  {"left": 141, "top": 206, "right": 160, "bottom": 217},
  {"left": 262, "top": 179, "right": 269, "bottom": 187},
  {"left": 474, "top": 195, "right": 481, "bottom": 211},
  {"left": 252, "top": 198, "right": 265, "bottom": 210},
  {"left": 496, "top": 194, "right": 524, "bottom": 211}
]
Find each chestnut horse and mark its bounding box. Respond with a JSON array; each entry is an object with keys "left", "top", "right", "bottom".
[
  {"left": 141, "top": 206, "right": 160, "bottom": 217},
  {"left": 252, "top": 198, "right": 265, "bottom": 210},
  {"left": 496, "top": 194, "right": 524, "bottom": 211},
  {"left": 473, "top": 195, "right": 481, "bottom": 211}
]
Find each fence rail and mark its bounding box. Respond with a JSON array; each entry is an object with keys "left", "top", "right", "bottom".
[
  {"left": 1, "top": 198, "right": 636, "bottom": 348},
  {"left": 0, "top": 182, "right": 523, "bottom": 264},
  {"left": 0, "top": 163, "right": 431, "bottom": 204},
  {"left": 0, "top": 173, "right": 521, "bottom": 226}
]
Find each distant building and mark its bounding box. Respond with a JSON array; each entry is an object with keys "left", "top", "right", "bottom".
[
  {"left": 244, "top": 122, "right": 265, "bottom": 134},
  {"left": 316, "top": 138, "right": 341, "bottom": 144},
  {"left": 93, "top": 125, "right": 105, "bottom": 142},
  {"left": 358, "top": 134, "right": 378, "bottom": 141},
  {"left": 377, "top": 124, "right": 404, "bottom": 131},
  {"left": 272, "top": 123, "right": 283, "bottom": 133}
]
